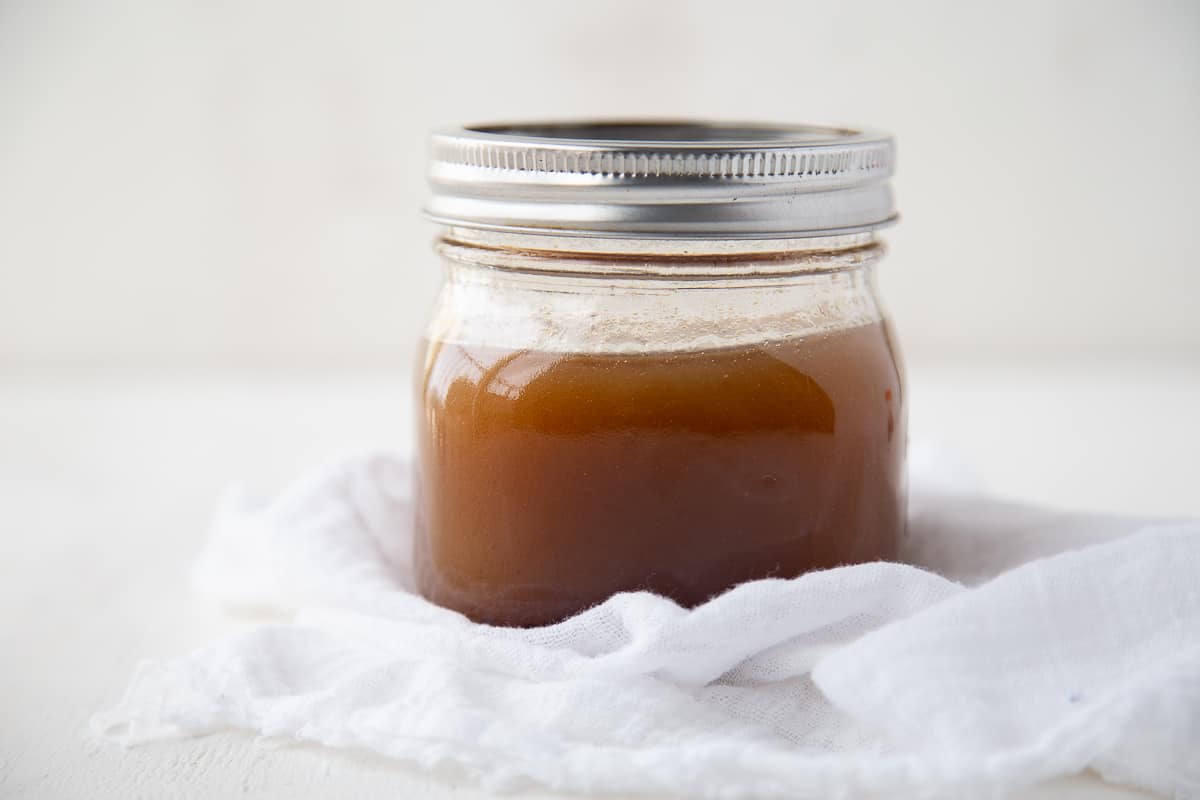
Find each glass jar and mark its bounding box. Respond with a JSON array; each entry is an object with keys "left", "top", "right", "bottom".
[{"left": 417, "top": 122, "right": 905, "bottom": 627}]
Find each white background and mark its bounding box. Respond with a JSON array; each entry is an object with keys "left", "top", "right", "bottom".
[{"left": 2, "top": 0, "right": 1199, "bottom": 367}]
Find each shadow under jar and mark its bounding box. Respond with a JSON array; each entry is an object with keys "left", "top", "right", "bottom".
[{"left": 417, "top": 121, "right": 906, "bottom": 627}]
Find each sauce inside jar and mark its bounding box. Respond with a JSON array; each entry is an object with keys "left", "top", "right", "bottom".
[{"left": 416, "top": 320, "right": 905, "bottom": 627}]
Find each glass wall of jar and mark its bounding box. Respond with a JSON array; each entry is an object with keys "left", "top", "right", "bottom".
[{"left": 418, "top": 122, "right": 905, "bottom": 627}]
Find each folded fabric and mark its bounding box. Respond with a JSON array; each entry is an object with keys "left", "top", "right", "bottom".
[{"left": 92, "top": 451, "right": 1200, "bottom": 799}]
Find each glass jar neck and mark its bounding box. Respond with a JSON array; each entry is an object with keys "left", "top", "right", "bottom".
[{"left": 436, "top": 226, "right": 883, "bottom": 280}]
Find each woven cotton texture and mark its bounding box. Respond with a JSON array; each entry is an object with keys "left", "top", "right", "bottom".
[{"left": 93, "top": 453, "right": 1200, "bottom": 799}]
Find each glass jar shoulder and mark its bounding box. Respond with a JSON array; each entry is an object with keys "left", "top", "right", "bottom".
[{"left": 423, "top": 256, "right": 886, "bottom": 356}]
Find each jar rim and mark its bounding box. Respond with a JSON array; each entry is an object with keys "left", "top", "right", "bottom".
[{"left": 426, "top": 119, "right": 897, "bottom": 239}]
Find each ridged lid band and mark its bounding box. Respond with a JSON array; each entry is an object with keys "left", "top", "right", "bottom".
[{"left": 426, "top": 121, "right": 897, "bottom": 239}]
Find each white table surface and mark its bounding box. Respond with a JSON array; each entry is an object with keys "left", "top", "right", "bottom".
[{"left": 3, "top": 360, "right": 1196, "bottom": 799}]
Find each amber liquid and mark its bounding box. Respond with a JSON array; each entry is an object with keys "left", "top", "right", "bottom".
[{"left": 415, "top": 321, "right": 905, "bottom": 627}]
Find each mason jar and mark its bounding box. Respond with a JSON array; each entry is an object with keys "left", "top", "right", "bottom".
[{"left": 417, "top": 122, "right": 905, "bottom": 627}]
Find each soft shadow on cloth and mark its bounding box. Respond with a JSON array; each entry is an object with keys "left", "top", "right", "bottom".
[{"left": 92, "top": 448, "right": 1200, "bottom": 800}]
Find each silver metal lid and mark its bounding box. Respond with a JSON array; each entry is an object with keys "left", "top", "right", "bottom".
[{"left": 426, "top": 121, "right": 896, "bottom": 239}]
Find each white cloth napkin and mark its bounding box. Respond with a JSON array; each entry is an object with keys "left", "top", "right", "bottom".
[{"left": 92, "top": 450, "right": 1200, "bottom": 799}]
